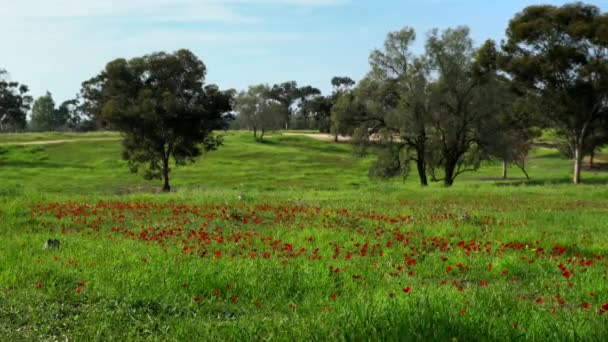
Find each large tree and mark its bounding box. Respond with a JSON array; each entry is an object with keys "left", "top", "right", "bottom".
[
  {"left": 365, "top": 27, "right": 432, "bottom": 186},
  {"left": 0, "top": 69, "right": 31, "bottom": 132},
  {"left": 425, "top": 28, "right": 501, "bottom": 186},
  {"left": 501, "top": 2, "right": 608, "bottom": 184},
  {"left": 82, "top": 49, "right": 233, "bottom": 192}
]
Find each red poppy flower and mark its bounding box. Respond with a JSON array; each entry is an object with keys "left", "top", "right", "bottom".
[
  {"left": 487, "top": 264, "right": 492, "bottom": 271},
  {"left": 446, "top": 265, "right": 453, "bottom": 273},
  {"left": 403, "top": 286, "right": 412, "bottom": 294},
  {"left": 78, "top": 282, "right": 86, "bottom": 287},
  {"left": 34, "top": 283, "right": 42, "bottom": 289},
  {"left": 194, "top": 296, "right": 202, "bottom": 303},
  {"left": 212, "top": 289, "right": 221, "bottom": 296},
  {"left": 330, "top": 293, "right": 338, "bottom": 300},
  {"left": 75, "top": 287, "right": 82, "bottom": 293},
  {"left": 480, "top": 280, "right": 488, "bottom": 287},
  {"left": 502, "top": 270, "right": 509, "bottom": 275},
  {"left": 231, "top": 295, "right": 238, "bottom": 302},
  {"left": 600, "top": 303, "right": 608, "bottom": 314},
  {"left": 291, "top": 303, "right": 297, "bottom": 310},
  {"left": 582, "top": 302, "right": 591, "bottom": 309},
  {"left": 255, "top": 301, "right": 261, "bottom": 307},
  {"left": 536, "top": 297, "right": 543, "bottom": 304},
  {"left": 460, "top": 310, "right": 466, "bottom": 315}
]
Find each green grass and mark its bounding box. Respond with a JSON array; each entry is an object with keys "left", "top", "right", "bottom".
[{"left": 1, "top": 131, "right": 608, "bottom": 341}]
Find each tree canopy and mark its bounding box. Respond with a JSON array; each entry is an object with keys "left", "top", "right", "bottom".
[
  {"left": 81, "top": 49, "right": 233, "bottom": 192},
  {"left": 501, "top": 2, "right": 608, "bottom": 184},
  {"left": 0, "top": 69, "right": 31, "bottom": 132}
]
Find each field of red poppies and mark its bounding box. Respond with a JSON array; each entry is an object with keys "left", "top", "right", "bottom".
[
  {"left": 1, "top": 133, "right": 608, "bottom": 340},
  {"left": 1, "top": 195, "right": 603, "bottom": 340}
]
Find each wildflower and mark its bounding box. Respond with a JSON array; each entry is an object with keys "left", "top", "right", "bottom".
[
  {"left": 193, "top": 296, "right": 202, "bottom": 303},
  {"left": 535, "top": 297, "right": 543, "bottom": 304},
  {"left": 480, "top": 280, "right": 488, "bottom": 287},
  {"left": 231, "top": 295, "right": 238, "bottom": 302},
  {"left": 403, "top": 286, "right": 412, "bottom": 294},
  {"left": 460, "top": 310, "right": 466, "bottom": 315},
  {"left": 487, "top": 264, "right": 492, "bottom": 271},
  {"left": 582, "top": 303, "right": 591, "bottom": 309},
  {"left": 446, "top": 265, "right": 453, "bottom": 273},
  {"left": 78, "top": 282, "right": 86, "bottom": 287},
  {"left": 34, "top": 283, "right": 42, "bottom": 289},
  {"left": 291, "top": 303, "right": 297, "bottom": 310},
  {"left": 599, "top": 303, "right": 608, "bottom": 315},
  {"left": 330, "top": 293, "right": 338, "bottom": 300},
  {"left": 212, "top": 289, "right": 221, "bottom": 296}
]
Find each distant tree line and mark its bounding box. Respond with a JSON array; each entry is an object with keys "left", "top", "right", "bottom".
[{"left": 1, "top": 2, "right": 607, "bottom": 187}]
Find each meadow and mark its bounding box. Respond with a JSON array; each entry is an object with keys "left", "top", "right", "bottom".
[{"left": 1, "top": 131, "right": 608, "bottom": 341}]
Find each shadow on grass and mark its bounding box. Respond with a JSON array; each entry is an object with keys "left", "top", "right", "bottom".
[
  {"left": 0, "top": 160, "right": 93, "bottom": 169},
  {"left": 493, "top": 177, "right": 608, "bottom": 187}
]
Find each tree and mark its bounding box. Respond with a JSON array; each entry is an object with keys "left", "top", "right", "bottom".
[
  {"left": 268, "top": 81, "right": 300, "bottom": 129},
  {"left": 0, "top": 69, "right": 31, "bottom": 132},
  {"left": 501, "top": 3, "right": 608, "bottom": 184},
  {"left": 30, "top": 92, "right": 55, "bottom": 131},
  {"left": 236, "top": 84, "right": 286, "bottom": 142},
  {"left": 364, "top": 27, "right": 432, "bottom": 186},
  {"left": 82, "top": 49, "right": 233, "bottom": 192},
  {"left": 425, "top": 28, "right": 500, "bottom": 186}
]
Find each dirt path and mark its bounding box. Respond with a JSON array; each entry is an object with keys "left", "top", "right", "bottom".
[
  {"left": 0, "top": 137, "right": 122, "bottom": 146},
  {"left": 282, "top": 133, "right": 351, "bottom": 142}
]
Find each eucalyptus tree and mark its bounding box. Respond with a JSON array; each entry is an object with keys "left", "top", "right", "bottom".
[
  {"left": 501, "top": 2, "right": 608, "bottom": 184},
  {"left": 425, "top": 28, "right": 501, "bottom": 186},
  {"left": 81, "top": 49, "right": 233, "bottom": 192},
  {"left": 236, "top": 84, "right": 286, "bottom": 142},
  {"left": 0, "top": 69, "right": 31, "bottom": 132}
]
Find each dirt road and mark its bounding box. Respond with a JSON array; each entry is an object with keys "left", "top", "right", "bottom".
[{"left": 0, "top": 137, "right": 122, "bottom": 146}]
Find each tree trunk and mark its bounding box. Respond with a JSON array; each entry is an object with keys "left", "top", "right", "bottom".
[
  {"left": 260, "top": 129, "right": 265, "bottom": 142},
  {"left": 162, "top": 156, "right": 170, "bottom": 192},
  {"left": 590, "top": 149, "right": 595, "bottom": 169},
  {"left": 253, "top": 126, "right": 257, "bottom": 138},
  {"left": 573, "top": 143, "right": 583, "bottom": 185},
  {"left": 502, "top": 159, "right": 508, "bottom": 179},
  {"left": 415, "top": 144, "right": 428, "bottom": 186},
  {"left": 334, "top": 132, "right": 338, "bottom": 143},
  {"left": 444, "top": 159, "right": 456, "bottom": 187}
]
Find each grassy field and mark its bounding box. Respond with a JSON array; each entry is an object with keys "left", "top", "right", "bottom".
[{"left": 1, "top": 131, "right": 608, "bottom": 341}]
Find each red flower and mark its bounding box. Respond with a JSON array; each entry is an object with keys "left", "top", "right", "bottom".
[
  {"left": 78, "top": 282, "right": 86, "bottom": 287},
  {"left": 330, "top": 293, "right": 338, "bottom": 300},
  {"left": 194, "top": 296, "right": 202, "bottom": 303},
  {"left": 446, "top": 265, "right": 453, "bottom": 273},
  {"left": 600, "top": 303, "right": 608, "bottom": 314},
  {"left": 290, "top": 303, "right": 297, "bottom": 310},
  {"left": 34, "top": 283, "right": 42, "bottom": 289},
  {"left": 141, "top": 257, "right": 148, "bottom": 263},
  {"left": 255, "top": 301, "right": 261, "bottom": 307},
  {"left": 345, "top": 253, "right": 353, "bottom": 260},
  {"left": 582, "top": 302, "right": 591, "bottom": 309},
  {"left": 480, "top": 280, "right": 488, "bottom": 287},
  {"left": 230, "top": 295, "right": 238, "bottom": 302},
  {"left": 487, "top": 264, "right": 492, "bottom": 271},
  {"left": 562, "top": 271, "right": 572, "bottom": 279},
  {"left": 403, "top": 286, "right": 412, "bottom": 294},
  {"left": 456, "top": 263, "right": 463, "bottom": 269},
  {"left": 460, "top": 310, "right": 466, "bottom": 315},
  {"left": 352, "top": 274, "right": 362, "bottom": 279},
  {"left": 502, "top": 270, "right": 509, "bottom": 275},
  {"left": 212, "top": 289, "right": 221, "bottom": 296},
  {"left": 535, "top": 297, "right": 543, "bottom": 304},
  {"left": 75, "top": 287, "right": 82, "bottom": 293}
]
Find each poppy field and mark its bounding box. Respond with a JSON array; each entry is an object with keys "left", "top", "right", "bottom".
[{"left": 1, "top": 133, "right": 608, "bottom": 341}]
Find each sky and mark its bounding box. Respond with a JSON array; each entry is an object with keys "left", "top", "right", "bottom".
[{"left": 2, "top": 0, "right": 608, "bottom": 103}]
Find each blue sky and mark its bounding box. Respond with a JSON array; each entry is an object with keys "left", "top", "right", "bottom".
[{"left": 2, "top": 0, "right": 607, "bottom": 103}]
